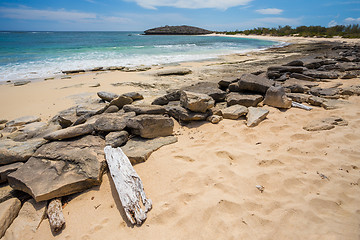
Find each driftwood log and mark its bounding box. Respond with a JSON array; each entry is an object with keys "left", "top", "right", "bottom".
[
  {"left": 47, "top": 198, "right": 65, "bottom": 232},
  {"left": 104, "top": 146, "right": 152, "bottom": 225},
  {"left": 292, "top": 101, "right": 313, "bottom": 111}
]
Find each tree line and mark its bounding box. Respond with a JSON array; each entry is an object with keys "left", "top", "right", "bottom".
[{"left": 219, "top": 24, "right": 360, "bottom": 38}]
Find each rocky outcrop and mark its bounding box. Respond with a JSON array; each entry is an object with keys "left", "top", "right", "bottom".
[
  {"left": 180, "top": 91, "right": 215, "bottom": 113},
  {"left": 246, "top": 107, "right": 269, "bottom": 127},
  {"left": 264, "top": 86, "right": 292, "bottom": 109},
  {"left": 126, "top": 115, "right": 174, "bottom": 139},
  {"left": 144, "top": 25, "right": 213, "bottom": 35}
]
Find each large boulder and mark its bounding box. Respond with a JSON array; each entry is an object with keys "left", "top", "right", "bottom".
[
  {"left": 238, "top": 74, "right": 274, "bottom": 94},
  {"left": 226, "top": 92, "right": 263, "bottom": 107},
  {"left": 246, "top": 107, "right": 269, "bottom": 127},
  {"left": 123, "top": 105, "right": 166, "bottom": 115},
  {"left": 0, "top": 198, "right": 22, "bottom": 238},
  {"left": 182, "top": 82, "right": 226, "bottom": 102},
  {"left": 8, "top": 135, "right": 107, "bottom": 202},
  {"left": 43, "top": 123, "right": 94, "bottom": 141},
  {"left": 0, "top": 138, "right": 47, "bottom": 166},
  {"left": 264, "top": 86, "right": 292, "bottom": 109},
  {"left": 5, "top": 116, "right": 41, "bottom": 128},
  {"left": 165, "top": 105, "right": 209, "bottom": 121},
  {"left": 221, "top": 105, "right": 248, "bottom": 120},
  {"left": 122, "top": 136, "right": 178, "bottom": 164},
  {"left": 126, "top": 115, "right": 174, "bottom": 139},
  {"left": 180, "top": 91, "right": 214, "bottom": 113}
]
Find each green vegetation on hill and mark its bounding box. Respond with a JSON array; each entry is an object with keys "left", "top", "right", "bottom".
[{"left": 219, "top": 24, "right": 360, "bottom": 38}]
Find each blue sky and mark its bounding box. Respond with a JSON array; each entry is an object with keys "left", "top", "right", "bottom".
[{"left": 0, "top": 0, "right": 359, "bottom": 31}]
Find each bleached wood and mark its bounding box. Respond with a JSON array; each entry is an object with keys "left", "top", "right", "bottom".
[
  {"left": 47, "top": 198, "right": 65, "bottom": 232},
  {"left": 104, "top": 146, "right": 152, "bottom": 225},
  {"left": 292, "top": 101, "right": 313, "bottom": 111}
]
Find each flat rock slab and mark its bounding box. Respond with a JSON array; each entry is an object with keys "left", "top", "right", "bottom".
[
  {"left": 303, "top": 70, "right": 340, "bottom": 79},
  {"left": 155, "top": 68, "right": 192, "bottom": 76},
  {"left": 181, "top": 82, "right": 226, "bottom": 102},
  {"left": 303, "top": 116, "right": 348, "bottom": 131},
  {"left": 2, "top": 199, "right": 46, "bottom": 240},
  {"left": 290, "top": 73, "right": 316, "bottom": 81},
  {"left": 8, "top": 135, "right": 106, "bottom": 202},
  {"left": 43, "top": 123, "right": 94, "bottom": 141},
  {"left": 0, "top": 138, "right": 47, "bottom": 166},
  {"left": 123, "top": 105, "right": 166, "bottom": 115},
  {"left": 246, "top": 107, "right": 269, "bottom": 127},
  {"left": 226, "top": 92, "right": 263, "bottom": 107},
  {"left": 122, "top": 136, "right": 178, "bottom": 164},
  {"left": 221, "top": 105, "right": 248, "bottom": 120},
  {"left": 238, "top": 73, "right": 274, "bottom": 94},
  {"left": 6, "top": 116, "right": 41, "bottom": 128},
  {"left": 0, "top": 163, "right": 23, "bottom": 184},
  {"left": 0, "top": 198, "right": 22, "bottom": 238},
  {"left": 165, "top": 105, "right": 209, "bottom": 121},
  {"left": 307, "top": 96, "right": 345, "bottom": 110}
]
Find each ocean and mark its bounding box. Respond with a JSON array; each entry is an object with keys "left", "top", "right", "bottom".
[{"left": 0, "top": 31, "right": 282, "bottom": 82}]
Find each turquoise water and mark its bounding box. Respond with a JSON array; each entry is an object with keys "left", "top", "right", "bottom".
[{"left": 0, "top": 31, "right": 281, "bottom": 82}]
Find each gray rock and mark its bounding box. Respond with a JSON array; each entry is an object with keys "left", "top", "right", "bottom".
[
  {"left": 303, "top": 60, "right": 324, "bottom": 69},
  {"left": 228, "top": 82, "right": 240, "bottom": 92},
  {"left": 310, "top": 87, "right": 341, "bottom": 98},
  {"left": 317, "top": 64, "right": 345, "bottom": 72},
  {"left": 226, "top": 92, "right": 263, "bottom": 107},
  {"left": 246, "top": 107, "right": 269, "bottom": 127},
  {"left": 284, "top": 60, "right": 304, "bottom": 66},
  {"left": 303, "top": 70, "right": 339, "bottom": 79},
  {"left": 221, "top": 105, "right": 248, "bottom": 120},
  {"left": 122, "top": 136, "right": 178, "bottom": 164},
  {"left": 238, "top": 74, "right": 274, "bottom": 94},
  {"left": 268, "top": 66, "right": 304, "bottom": 73},
  {"left": 123, "top": 105, "right": 166, "bottom": 115},
  {"left": 122, "top": 92, "right": 144, "bottom": 101},
  {"left": 180, "top": 91, "right": 214, "bottom": 113},
  {"left": 182, "top": 82, "right": 226, "bottom": 102},
  {"left": 152, "top": 90, "right": 181, "bottom": 105},
  {"left": 1, "top": 199, "right": 46, "bottom": 239},
  {"left": 94, "top": 112, "right": 134, "bottom": 132},
  {"left": 267, "top": 71, "right": 281, "bottom": 79},
  {"left": 218, "top": 78, "right": 238, "bottom": 90},
  {"left": 75, "top": 102, "right": 106, "bottom": 116},
  {"left": 105, "top": 131, "right": 129, "bottom": 148},
  {"left": 166, "top": 105, "right": 209, "bottom": 121},
  {"left": 50, "top": 107, "right": 78, "bottom": 128},
  {"left": 303, "top": 116, "right": 348, "bottom": 131},
  {"left": 62, "top": 69, "right": 85, "bottom": 74},
  {"left": 97, "top": 91, "right": 119, "bottom": 102},
  {"left": 8, "top": 135, "right": 106, "bottom": 201},
  {"left": 264, "top": 86, "right": 292, "bottom": 109},
  {"left": 13, "top": 81, "right": 31, "bottom": 86},
  {"left": 283, "top": 81, "right": 308, "bottom": 93},
  {"left": 43, "top": 123, "right": 93, "bottom": 141},
  {"left": 6, "top": 116, "right": 41, "bottom": 128},
  {"left": 0, "top": 138, "right": 47, "bottom": 166},
  {"left": 109, "top": 95, "right": 133, "bottom": 109},
  {"left": 286, "top": 93, "right": 310, "bottom": 103},
  {"left": 0, "top": 198, "right": 22, "bottom": 238},
  {"left": 290, "top": 73, "right": 317, "bottom": 81},
  {"left": 341, "top": 85, "right": 360, "bottom": 96},
  {"left": 0, "top": 163, "right": 24, "bottom": 183},
  {"left": 126, "top": 114, "right": 174, "bottom": 139},
  {"left": 8, "top": 122, "right": 61, "bottom": 142},
  {"left": 155, "top": 68, "right": 192, "bottom": 76},
  {"left": 104, "top": 105, "right": 119, "bottom": 113},
  {"left": 207, "top": 115, "right": 223, "bottom": 124}
]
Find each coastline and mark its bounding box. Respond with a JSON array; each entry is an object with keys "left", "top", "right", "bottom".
[{"left": 1, "top": 36, "right": 360, "bottom": 239}]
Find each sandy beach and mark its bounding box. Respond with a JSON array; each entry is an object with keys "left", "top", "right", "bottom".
[{"left": 1, "top": 35, "right": 360, "bottom": 240}]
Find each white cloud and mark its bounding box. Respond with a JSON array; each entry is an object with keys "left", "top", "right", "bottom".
[
  {"left": 344, "top": 17, "right": 360, "bottom": 23},
  {"left": 255, "top": 8, "right": 283, "bottom": 15},
  {"left": 328, "top": 20, "right": 338, "bottom": 27},
  {"left": 125, "top": 0, "right": 253, "bottom": 10}
]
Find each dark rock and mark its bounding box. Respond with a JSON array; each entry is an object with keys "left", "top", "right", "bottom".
[
  {"left": 165, "top": 105, "right": 209, "bottom": 121},
  {"left": 122, "top": 92, "right": 144, "bottom": 100},
  {"left": 180, "top": 91, "right": 214, "bottom": 113},
  {"left": 310, "top": 87, "right": 341, "bottom": 98},
  {"left": 123, "top": 105, "right": 166, "bottom": 115},
  {"left": 8, "top": 135, "right": 106, "bottom": 202},
  {"left": 122, "top": 136, "right": 178, "bottom": 164},
  {"left": 317, "top": 64, "right": 345, "bottom": 72},
  {"left": 303, "top": 70, "right": 340, "bottom": 79},
  {"left": 286, "top": 93, "right": 310, "bottom": 103},
  {"left": 13, "top": 81, "right": 31, "bottom": 86},
  {"left": 152, "top": 90, "right": 181, "bottom": 105},
  {"left": 97, "top": 91, "right": 119, "bottom": 102},
  {"left": 0, "top": 120, "right": 7, "bottom": 125},
  {"left": 276, "top": 73, "right": 289, "bottom": 82},
  {"left": 238, "top": 74, "right": 274, "bottom": 94},
  {"left": 303, "top": 116, "right": 348, "bottom": 131},
  {"left": 246, "top": 107, "right": 269, "bottom": 127},
  {"left": 50, "top": 107, "right": 78, "bottom": 128},
  {"left": 228, "top": 82, "right": 240, "bottom": 92},
  {"left": 105, "top": 131, "right": 129, "bottom": 148},
  {"left": 144, "top": 25, "right": 213, "bottom": 35},
  {"left": 267, "top": 71, "right": 281, "bottom": 79},
  {"left": 43, "top": 123, "right": 94, "bottom": 140},
  {"left": 341, "top": 72, "right": 358, "bottom": 79},
  {"left": 283, "top": 78, "right": 319, "bottom": 89},
  {"left": 109, "top": 95, "right": 133, "bottom": 109},
  {"left": 218, "top": 78, "right": 238, "bottom": 90},
  {"left": 290, "top": 73, "right": 317, "bottom": 81},
  {"left": 303, "top": 60, "right": 323, "bottom": 69},
  {"left": 268, "top": 66, "right": 304, "bottom": 73},
  {"left": 264, "top": 86, "right": 292, "bottom": 109},
  {"left": 0, "top": 162, "right": 23, "bottom": 183},
  {"left": 6, "top": 116, "right": 41, "bottom": 128},
  {"left": 221, "top": 105, "right": 248, "bottom": 120},
  {"left": 75, "top": 102, "right": 106, "bottom": 116},
  {"left": 226, "top": 92, "right": 263, "bottom": 107},
  {"left": 62, "top": 69, "right": 85, "bottom": 74},
  {"left": 90, "top": 67, "right": 103, "bottom": 71},
  {"left": 94, "top": 112, "right": 135, "bottom": 132},
  {"left": 284, "top": 60, "right": 304, "bottom": 66},
  {"left": 155, "top": 68, "right": 192, "bottom": 76},
  {"left": 182, "top": 82, "right": 226, "bottom": 102},
  {"left": 336, "top": 62, "right": 360, "bottom": 71},
  {"left": 126, "top": 114, "right": 174, "bottom": 139}
]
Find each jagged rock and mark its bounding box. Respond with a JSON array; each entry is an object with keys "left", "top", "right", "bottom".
[
  {"left": 246, "top": 107, "right": 269, "bottom": 127},
  {"left": 0, "top": 198, "right": 22, "bottom": 238},
  {"left": 303, "top": 70, "right": 339, "bottom": 79},
  {"left": 182, "top": 82, "right": 226, "bottom": 102},
  {"left": 268, "top": 66, "right": 304, "bottom": 73},
  {"left": 13, "top": 81, "right": 31, "bottom": 86},
  {"left": 290, "top": 73, "right": 317, "bottom": 81},
  {"left": 264, "top": 86, "right": 292, "bottom": 109},
  {"left": 97, "top": 91, "right": 119, "bottom": 102},
  {"left": 284, "top": 60, "right": 304, "bottom": 66},
  {"left": 228, "top": 82, "right": 240, "bottom": 92},
  {"left": 94, "top": 112, "right": 135, "bottom": 132},
  {"left": 238, "top": 74, "right": 274, "bottom": 94},
  {"left": 122, "top": 136, "right": 178, "bottom": 164},
  {"left": 43, "top": 123, "right": 93, "bottom": 141},
  {"left": 317, "top": 64, "right": 344, "bottom": 72},
  {"left": 221, "top": 105, "right": 248, "bottom": 120},
  {"left": 123, "top": 105, "right": 166, "bottom": 115},
  {"left": 104, "top": 105, "right": 119, "bottom": 113},
  {"left": 122, "top": 92, "right": 144, "bottom": 101},
  {"left": 155, "top": 68, "right": 192, "bottom": 76},
  {"left": 226, "top": 92, "right": 263, "bottom": 107},
  {"left": 207, "top": 115, "right": 223, "bottom": 124},
  {"left": 127, "top": 114, "right": 174, "bottom": 139},
  {"left": 218, "top": 78, "right": 238, "bottom": 90},
  {"left": 165, "top": 105, "right": 209, "bottom": 121},
  {"left": 303, "top": 116, "right": 348, "bottom": 131},
  {"left": 286, "top": 93, "right": 310, "bottom": 103},
  {"left": 5, "top": 116, "right": 41, "bottom": 128},
  {"left": 152, "top": 90, "right": 181, "bottom": 105},
  {"left": 1, "top": 199, "right": 46, "bottom": 239},
  {"left": 8, "top": 135, "right": 106, "bottom": 201},
  {"left": 0, "top": 163, "right": 23, "bottom": 183},
  {"left": 109, "top": 96, "right": 133, "bottom": 109},
  {"left": 180, "top": 91, "right": 214, "bottom": 113},
  {"left": 0, "top": 138, "right": 47, "bottom": 166},
  {"left": 105, "top": 131, "right": 129, "bottom": 148}
]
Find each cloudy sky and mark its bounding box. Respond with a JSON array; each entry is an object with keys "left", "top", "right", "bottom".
[{"left": 0, "top": 0, "right": 359, "bottom": 31}]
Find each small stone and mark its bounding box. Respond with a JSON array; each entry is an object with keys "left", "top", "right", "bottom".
[
  {"left": 246, "top": 107, "right": 269, "bottom": 127},
  {"left": 207, "top": 115, "right": 223, "bottom": 124},
  {"left": 221, "top": 105, "right": 248, "bottom": 120},
  {"left": 13, "top": 81, "right": 31, "bottom": 86}
]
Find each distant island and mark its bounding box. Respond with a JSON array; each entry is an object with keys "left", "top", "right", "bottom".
[{"left": 144, "top": 25, "right": 213, "bottom": 35}]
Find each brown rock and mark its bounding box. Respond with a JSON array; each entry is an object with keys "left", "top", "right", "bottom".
[
  {"left": 0, "top": 198, "right": 22, "bottom": 238},
  {"left": 221, "top": 105, "right": 248, "bottom": 120},
  {"left": 123, "top": 105, "right": 166, "bottom": 115},
  {"left": 238, "top": 74, "right": 274, "bottom": 94},
  {"left": 0, "top": 162, "right": 24, "bottom": 183},
  {"left": 246, "top": 107, "right": 269, "bottom": 127},
  {"left": 97, "top": 91, "right": 119, "bottom": 102},
  {"left": 182, "top": 82, "right": 226, "bottom": 102},
  {"left": 303, "top": 116, "right": 348, "bottom": 131},
  {"left": 166, "top": 106, "right": 209, "bottom": 121},
  {"left": 43, "top": 123, "right": 94, "bottom": 141},
  {"left": 264, "top": 86, "right": 292, "bottom": 109},
  {"left": 105, "top": 131, "right": 129, "bottom": 148},
  {"left": 207, "top": 115, "right": 223, "bottom": 124},
  {"left": 226, "top": 92, "right": 263, "bottom": 107},
  {"left": 180, "top": 91, "right": 215, "bottom": 113},
  {"left": 6, "top": 116, "right": 41, "bottom": 128},
  {"left": 109, "top": 96, "right": 133, "bottom": 109},
  {"left": 126, "top": 115, "right": 174, "bottom": 138}
]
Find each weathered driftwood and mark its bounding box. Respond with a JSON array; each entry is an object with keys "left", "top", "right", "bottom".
[
  {"left": 47, "top": 198, "right": 65, "bottom": 232},
  {"left": 292, "top": 101, "right": 313, "bottom": 111},
  {"left": 104, "top": 146, "right": 152, "bottom": 225}
]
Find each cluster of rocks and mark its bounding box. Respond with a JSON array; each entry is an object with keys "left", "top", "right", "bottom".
[{"left": 61, "top": 65, "right": 152, "bottom": 75}]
